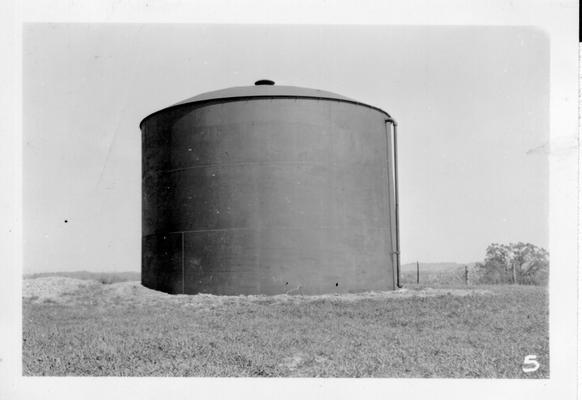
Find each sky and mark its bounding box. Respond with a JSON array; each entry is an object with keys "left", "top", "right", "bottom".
[{"left": 23, "top": 24, "right": 549, "bottom": 273}]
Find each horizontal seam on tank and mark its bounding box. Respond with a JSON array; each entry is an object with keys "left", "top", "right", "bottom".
[
  {"left": 143, "top": 226, "right": 389, "bottom": 237},
  {"left": 150, "top": 161, "right": 382, "bottom": 174}
]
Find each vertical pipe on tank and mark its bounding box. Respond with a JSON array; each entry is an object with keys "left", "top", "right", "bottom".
[{"left": 386, "top": 118, "right": 402, "bottom": 288}]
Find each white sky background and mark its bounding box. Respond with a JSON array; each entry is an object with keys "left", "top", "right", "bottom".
[{"left": 23, "top": 24, "right": 549, "bottom": 273}]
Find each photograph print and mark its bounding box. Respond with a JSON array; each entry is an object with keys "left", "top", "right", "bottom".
[{"left": 23, "top": 23, "right": 551, "bottom": 378}]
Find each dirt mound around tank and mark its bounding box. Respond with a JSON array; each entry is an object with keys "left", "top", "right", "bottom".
[
  {"left": 100, "top": 281, "right": 170, "bottom": 301},
  {"left": 23, "top": 277, "right": 102, "bottom": 304},
  {"left": 22, "top": 278, "right": 169, "bottom": 306},
  {"left": 23, "top": 277, "right": 493, "bottom": 307}
]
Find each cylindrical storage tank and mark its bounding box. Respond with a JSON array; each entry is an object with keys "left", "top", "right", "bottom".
[{"left": 141, "top": 81, "right": 399, "bottom": 295}]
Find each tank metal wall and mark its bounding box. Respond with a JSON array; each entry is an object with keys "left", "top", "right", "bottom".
[{"left": 142, "top": 99, "right": 396, "bottom": 295}]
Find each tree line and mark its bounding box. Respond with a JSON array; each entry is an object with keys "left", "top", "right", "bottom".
[{"left": 476, "top": 242, "right": 548, "bottom": 285}]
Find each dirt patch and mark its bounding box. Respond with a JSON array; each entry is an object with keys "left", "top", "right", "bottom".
[
  {"left": 280, "top": 353, "right": 306, "bottom": 371},
  {"left": 278, "top": 352, "right": 330, "bottom": 377}
]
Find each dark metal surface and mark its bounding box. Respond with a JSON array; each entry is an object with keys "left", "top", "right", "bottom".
[{"left": 142, "top": 94, "right": 398, "bottom": 295}]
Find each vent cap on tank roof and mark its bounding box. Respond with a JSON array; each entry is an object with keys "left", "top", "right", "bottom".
[{"left": 254, "top": 79, "right": 275, "bottom": 86}]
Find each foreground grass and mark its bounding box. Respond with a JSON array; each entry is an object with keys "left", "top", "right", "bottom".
[{"left": 23, "top": 284, "right": 548, "bottom": 378}]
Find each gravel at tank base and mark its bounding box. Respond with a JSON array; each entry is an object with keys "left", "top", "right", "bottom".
[
  {"left": 205, "top": 287, "right": 494, "bottom": 306},
  {"left": 22, "top": 277, "right": 492, "bottom": 307}
]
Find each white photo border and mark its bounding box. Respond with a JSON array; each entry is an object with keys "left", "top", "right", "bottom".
[{"left": 0, "top": 1, "right": 577, "bottom": 399}]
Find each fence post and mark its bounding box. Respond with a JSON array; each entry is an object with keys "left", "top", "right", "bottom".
[
  {"left": 416, "top": 261, "right": 420, "bottom": 284},
  {"left": 464, "top": 265, "right": 469, "bottom": 285}
]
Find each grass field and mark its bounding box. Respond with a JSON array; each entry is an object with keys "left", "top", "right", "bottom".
[{"left": 22, "top": 278, "right": 548, "bottom": 378}]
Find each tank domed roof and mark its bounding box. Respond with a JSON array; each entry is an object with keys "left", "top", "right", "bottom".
[
  {"left": 140, "top": 80, "right": 391, "bottom": 128},
  {"left": 172, "top": 80, "right": 355, "bottom": 106}
]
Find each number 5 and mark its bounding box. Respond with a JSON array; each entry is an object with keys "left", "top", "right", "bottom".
[{"left": 522, "top": 355, "right": 540, "bottom": 373}]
